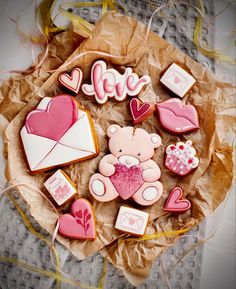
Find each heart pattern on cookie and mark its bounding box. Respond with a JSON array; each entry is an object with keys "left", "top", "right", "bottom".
[
  {"left": 130, "top": 98, "right": 154, "bottom": 124},
  {"left": 26, "top": 95, "right": 78, "bottom": 141},
  {"left": 58, "top": 68, "right": 83, "bottom": 94},
  {"left": 58, "top": 198, "right": 96, "bottom": 239},
  {"left": 164, "top": 187, "right": 191, "bottom": 212},
  {"left": 109, "top": 164, "right": 144, "bottom": 200}
]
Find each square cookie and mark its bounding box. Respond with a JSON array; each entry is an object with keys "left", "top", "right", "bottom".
[
  {"left": 115, "top": 206, "right": 149, "bottom": 236},
  {"left": 44, "top": 169, "right": 77, "bottom": 206},
  {"left": 160, "top": 63, "right": 196, "bottom": 98}
]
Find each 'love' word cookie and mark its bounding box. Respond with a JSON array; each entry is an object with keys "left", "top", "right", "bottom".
[
  {"left": 115, "top": 206, "right": 149, "bottom": 236},
  {"left": 165, "top": 140, "right": 199, "bottom": 176},
  {"left": 89, "top": 125, "right": 163, "bottom": 206},
  {"left": 156, "top": 98, "right": 199, "bottom": 134},
  {"left": 21, "top": 95, "right": 99, "bottom": 173},
  {"left": 58, "top": 198, "right": 96, "bottom": 240},
  {"left": 160, "top": 63, "right": 196, "bottom": 98},
  {"left": 82, "top": 60, "right": 150, "bottom": 104},
  {"left": 44, "top": 169, "right": 77, "bottom": 206}
]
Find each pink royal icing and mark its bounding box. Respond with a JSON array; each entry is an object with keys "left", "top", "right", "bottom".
[
  {"left": 82, "top": 60, "right": 150, "bottom": 104},
  {"left": 109, "top": 164, "right": 144, "bottom": 200},
  {"left": 58, "top": 198, "right": 96, "bottom": 239},
  {"left": 130, "top": 98, "right": 153, "bottom": 124},
  {"left": 58, "top": 68, "right": 83, "bottom": 94},
  {"left": 26, "top": 95, "right": 78, "bottom": 141},
  {"left": 164, "top": 187, "right": 191, "bottom": 212},
  {"left": 156, "top": 98, "right": 199, "bottom": 134}
]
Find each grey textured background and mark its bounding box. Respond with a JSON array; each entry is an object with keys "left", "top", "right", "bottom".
[{"left": 0, "top": 0, "right": 225, "bottom": 289}]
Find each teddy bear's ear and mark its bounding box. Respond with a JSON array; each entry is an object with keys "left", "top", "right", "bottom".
[
  {"left": 107, "top": 125, "right": 121, "bottom": 137},
  {"left": 150, "top": 133, "right": 162, "bottom": 148}
]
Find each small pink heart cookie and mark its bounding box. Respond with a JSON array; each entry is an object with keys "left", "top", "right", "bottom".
[
  {"left": 89, "top": 125, "right": 163, "bottom": 206},
  {"left": 58, "top": 198, "right": 96, "bottom": 240},
  {"left": 164, "top": 187, "right": 191, "bottom": 212},
  {"left": 58, "top": 68, "right": 83, "bottom": 94},
  {"left": 130, "top": 98, "right": 154, "bottom": 124}
]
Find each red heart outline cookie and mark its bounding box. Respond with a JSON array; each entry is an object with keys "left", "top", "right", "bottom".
[
  {"left": 130, "top": 98, "right": 154, "bottom": 124},
  {"left": 164, "top": 187, "right": 191, "bottom": 212},
  {"left": 58, "top": 68, "right": 83, "bottom": 94},
  {"left": 58, "top": 198, "right": 96, "bottom": 239},
  {"left": 156, "top": 98, "right": 199, "bottom": 134}
]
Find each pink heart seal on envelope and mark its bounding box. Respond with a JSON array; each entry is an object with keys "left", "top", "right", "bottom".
[
  {"left": 58, "top": 198, "right": 96, "bottom": 239},
  {"left": 110, "top": 164, "right": 144, "bottom": 200},
  {"left": 26, "top": 95, "right": 78, "bottom": 141},
  {"left": 164, "top": 187, "right": 191, "bottom": 213}
]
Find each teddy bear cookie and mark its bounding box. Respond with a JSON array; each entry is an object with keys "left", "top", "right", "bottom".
[
  {"left": 89, "top": 125, "right": 163, "bottom": 206},
  {"left": 165, "top": 140, "right": 199, "bottom": 176},
  {"left": 20, "top": 94, "right": 99, "bottom": 173}
]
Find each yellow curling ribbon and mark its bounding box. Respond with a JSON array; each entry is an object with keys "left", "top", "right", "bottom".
[{"left": 194, "top": 0, "right": 236, "bottom": 64}]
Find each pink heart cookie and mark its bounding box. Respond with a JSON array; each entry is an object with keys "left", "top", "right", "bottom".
[
  {"left": 164, "top": 187, "right": 191, "bottom": 212},
  {"left": 26, "top": 95, "right": 78, "bottom": 141},
  {"left": 109, "top": 164, "right": 144, "bottom": 200},
  {"left": 130, "top": 98, "right": 154, "bottom": 124},
  {"left": 58, "top": 198, "right": 96, "bottom": 239},
  {"left": 58, "top": 68, "right": 83, "bottom": 94}
]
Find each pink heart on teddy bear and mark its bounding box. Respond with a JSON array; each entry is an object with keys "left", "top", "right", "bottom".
[
  {"left": 110, "top": 164, "right": 144, "bottom": 200},
  {"left": 58, "top": 198, "right": 96, "bottom": 239}
]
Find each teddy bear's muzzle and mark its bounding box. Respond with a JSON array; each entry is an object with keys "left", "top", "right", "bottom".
[{"left": 118, "top": 155, "right": 140, "bottom": 167}]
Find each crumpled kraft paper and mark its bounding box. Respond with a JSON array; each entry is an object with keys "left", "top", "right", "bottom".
[{"left": 2, "top": 12, "right": 235, "bottom": 286}]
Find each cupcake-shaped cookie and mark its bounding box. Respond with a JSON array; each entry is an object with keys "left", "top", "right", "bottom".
[{"left": 165, "top": 140, "right": 199, "bottom": 176}]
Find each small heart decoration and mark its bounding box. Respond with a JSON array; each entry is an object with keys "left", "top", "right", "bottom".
[
  {"left": 130, "top": 98, "right": 154, "bottom": 124},
  {"left": 110, "top": 164, "right": 144, "bottom": 200},
  {"left": 58, "top": 198, "right": 96, "bottom": 239},
  {"left": 175, "top": 77, "right": 180, "bottom": 83},
  {"left": 129, "top": 218, "right": 136, "bottom": 225},
  {"left": 58, "top": 68, "right": 83, "bottom": 94},
  {"left": 164, "top": 187, "right": 191, "bottom": 213}
]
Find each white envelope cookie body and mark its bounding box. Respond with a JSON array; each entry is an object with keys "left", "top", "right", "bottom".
[
  {"left": 21, "top": 97, "right": 98, "bottom": 172},
  {"left": 115, "top": 206, "right": 149, "bottom": 236}
]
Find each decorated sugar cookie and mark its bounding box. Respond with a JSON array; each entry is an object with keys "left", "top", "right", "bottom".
[
  {"left": 82, "top": 60, "right": 150, "bottom": 104},
  {"left": 130, "top": 98, "right": 154, "bottom": 124},
  {"left": 58, "top": 198, "right": 96, "bottom": 239},
  {"left": 89, "top": 125, "right": 163, "bottom": 206},
  {"left": 115, "top": 206, "right": 149, "bottom": 236},
  {"left": 156, "top": 98, "right": 199, "bottom": 134},
  {"left": 58, "top": 68, "right": 83, "bottom": 94},
  {"left": 20, "top": 95, "right": 99, "bottom": 173},
  {"left": 164, "top": 187, "right": 191, "bottom": 212},
  {"left": 160, "top": 63, "right": 196, "bottom": 98},
  {"left": 165, "top": 140, "right": 199, "bottom": 176},
  {"left": 44, "top": 169, "right": 77, "bottom": 206}
]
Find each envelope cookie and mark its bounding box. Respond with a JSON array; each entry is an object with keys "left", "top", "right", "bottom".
[
  {"left": 89, "top": 125, "right": 163, "bottom": 206},
  {"left": 115, "top": 206, "right": 149, "bottom": 236},
  {"left": 20, "top": 95, "right": 99, "bottom": 173},
  {"left": 160, "top": 63, "right": 196, "bottom": 98}
]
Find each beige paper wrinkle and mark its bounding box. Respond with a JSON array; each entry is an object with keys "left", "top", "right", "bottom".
[{"left": 1, "top": 12, "right": 235, "bottom": 286}]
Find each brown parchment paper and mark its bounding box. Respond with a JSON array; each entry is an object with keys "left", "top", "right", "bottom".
[{"left": 2, "top": 12, "right": 235, "bottom": 286}]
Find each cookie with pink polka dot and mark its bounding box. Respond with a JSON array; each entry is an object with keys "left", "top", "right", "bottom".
[{"left": 165, "top": 140, "right": 199, "bottom": 176}]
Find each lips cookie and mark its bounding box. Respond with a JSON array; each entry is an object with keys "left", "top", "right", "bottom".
[
  {"left": 156, "top": 98, "right": 199, "bottom": 134},
  {"left": 160, "top": 63, "right": 196, "bottom": 98},
  {"left": 130, "top": 98, "right": 154, "bottom": 124},
  {"left": 82, "top": 60, "right": 150, "bottom": 104},
  {"left": 165, "top": 140, "right": 199, "bottom": 176},
  {"left": 21, "top": 95, "right": 99, "bottom": 173},
  {"left": 89, "top": 125, "right": 163, "bottom": 206}
]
